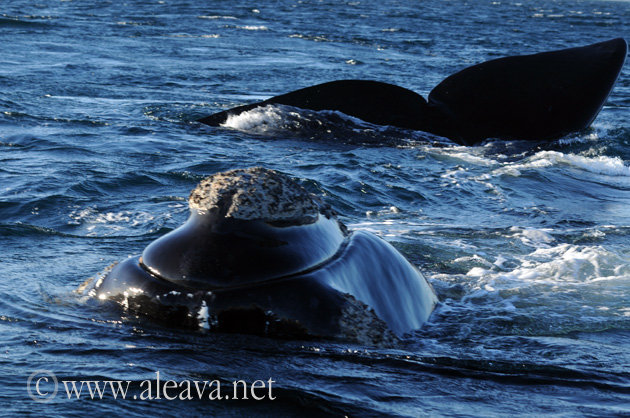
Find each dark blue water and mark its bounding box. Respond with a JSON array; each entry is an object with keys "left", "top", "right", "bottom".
[{"left": 2, "top": 0, "right": 630, "bottom": 416}]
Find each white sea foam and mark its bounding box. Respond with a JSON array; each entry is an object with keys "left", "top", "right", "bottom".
[
  {"left": 222, "top": 105, "right": 288, "bottom": 132},
  {"left": 365, "top": 206, "right": 402, "bottom": 218},
  {"left": 510, "top": 226, "right": 556, "bottom": 248},
  {"left": 235, "top": 25, "right": 268, "bottom": 30},
  {"left": 495, "top": 151, "right": 630, "bottom": 177},
  {"left": 443, "top": 241, "right": 630, "bottom": 333},
  {"left": 197, "top": 15, "right": 238, "bottom": 20},
  {"left": 465, "top": 243, "right": 630, "bottom": 286},
  {"left": 221, "top": 104, "right": 375, "bottom": 136},
  {"left": 68, "top": 207, "right": 159, "bottom": 236},
  {"left": 440, "top": 150, "right": 500, "bottom": 167}
]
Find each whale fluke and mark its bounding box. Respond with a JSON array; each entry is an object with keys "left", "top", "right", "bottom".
[
  {"left": 427, "top": 37, "right": 628, "bottom": 145},
  {"left": 197, "top": 38, "right": 628, "bottom": 146},
  {"left": 197, "top": 80, "right": 429, "bottom": 130}
]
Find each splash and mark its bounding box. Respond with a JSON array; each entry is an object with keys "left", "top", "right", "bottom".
[
  {"left": 222, "top": 105, "right": 293, "bottom": 132},
  {"left": 496, "top": 150, "right": 630, "bottom": 177}
]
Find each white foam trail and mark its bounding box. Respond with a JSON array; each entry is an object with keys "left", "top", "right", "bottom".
[
  {"left": 235, "top": 25, "right": 268, "bottom": 30},
  {"left": 222, "top": 105, "right": 287, "bottom": 131},
  {"left": 465, "top": 243, "right": 630, "bottom": 285},
  {"left": 496, "top": 151, "right": 630, "bottom": 177}
]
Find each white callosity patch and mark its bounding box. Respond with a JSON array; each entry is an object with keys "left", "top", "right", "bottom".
[{"left": 189, "top": 167, "right": 320, "bottom": 222}]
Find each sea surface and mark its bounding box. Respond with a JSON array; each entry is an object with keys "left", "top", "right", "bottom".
[{"left": 1, "top": 0, "right": 630, "bottom": 416}]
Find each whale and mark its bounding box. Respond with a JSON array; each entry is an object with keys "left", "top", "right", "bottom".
[
  {"left": 79, "top": 167, "right": 438, "bottom": 344},
  {"left": 197, "top": 38, "right": 628, "bottom": 146}
]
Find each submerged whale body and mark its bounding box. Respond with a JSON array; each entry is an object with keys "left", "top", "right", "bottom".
[
  {"left": 79, "top": 167, "right": 438, "bottom": 344},
  {"left": 198, "top": 38, "right": 628, "bottom": 146}
]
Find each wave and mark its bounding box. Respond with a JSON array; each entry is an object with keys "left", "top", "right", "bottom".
[
  {"left": 426, "top": 146, "right": 630, "bottom": 177},
  {"left": 223, "top": 24, "right": 269, "bottom": 31},
  {"left": 497, "top": 150, "right": 630, "bottom": 177},
  {"left": 197, "top": 15, "right": 238, "bottom": 20},
  {"left": 0, "top": 16, "right": 54, "bottom": 28},
  {"left": 429, "top": 238, "right": 630, "bottom": 341}
]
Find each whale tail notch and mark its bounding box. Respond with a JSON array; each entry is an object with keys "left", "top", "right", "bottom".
[{"left": 197, "top": 38, "right": 628, "bottom": 146}]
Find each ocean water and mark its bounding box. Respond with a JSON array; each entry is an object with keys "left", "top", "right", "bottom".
[{"left": 1, "top": 0, "right": 630, "bottom": 416}]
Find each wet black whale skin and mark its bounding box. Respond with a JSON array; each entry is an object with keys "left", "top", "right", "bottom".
[{"left": 198, "top": 38, "right": 628, "bottom": 146}]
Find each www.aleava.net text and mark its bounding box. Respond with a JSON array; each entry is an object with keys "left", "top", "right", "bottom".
[{"left": 60, "top": 372, "right": 276, "bottom": 401}]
